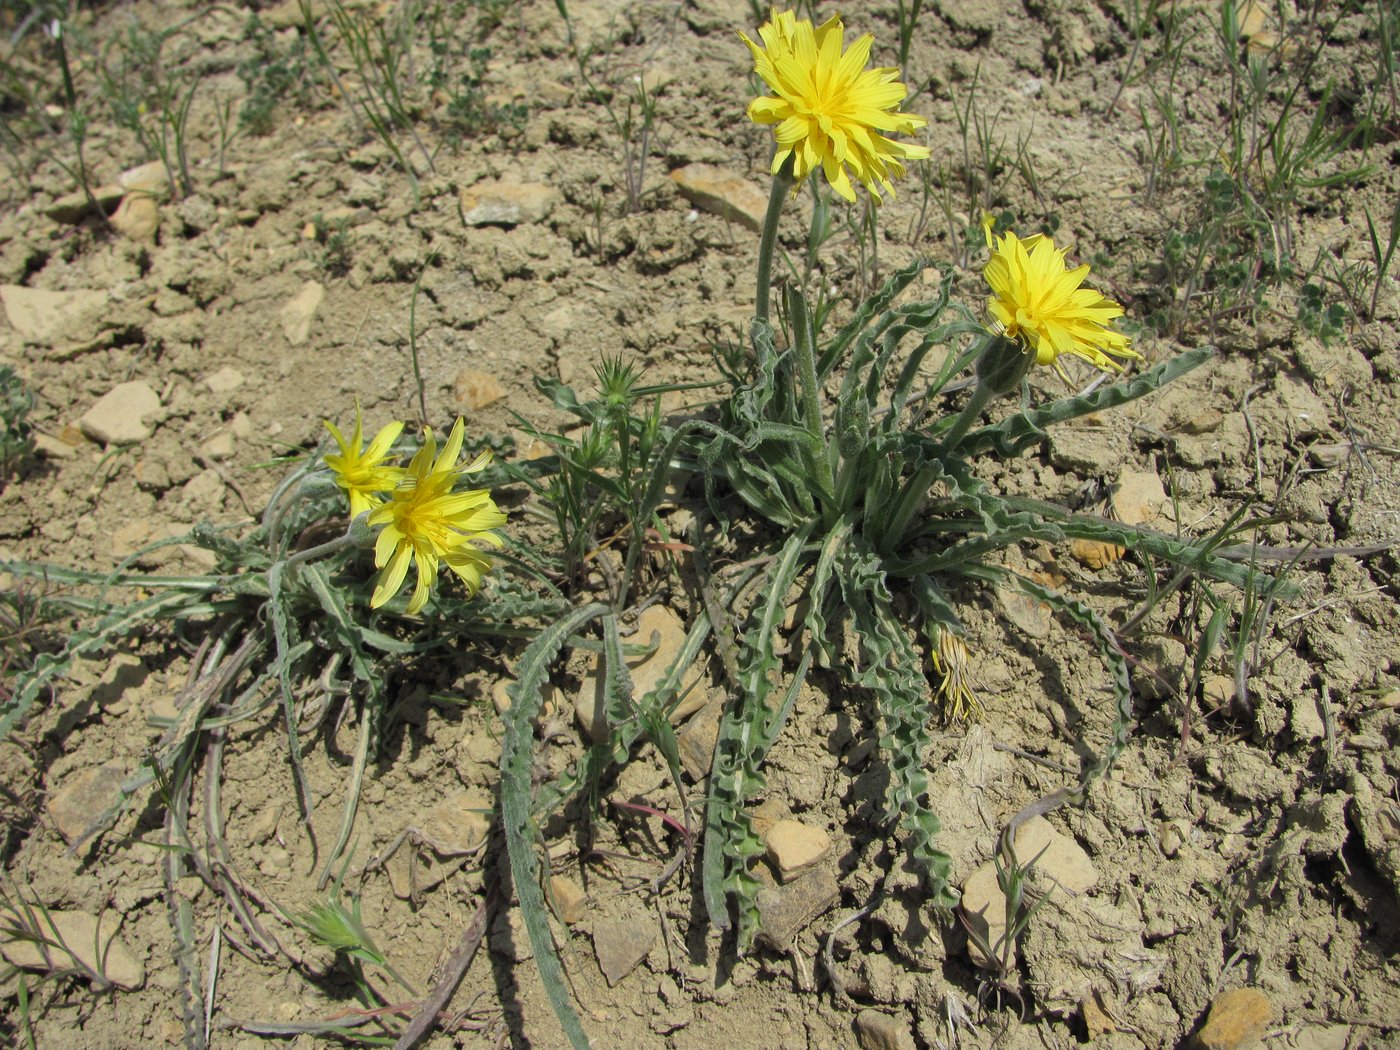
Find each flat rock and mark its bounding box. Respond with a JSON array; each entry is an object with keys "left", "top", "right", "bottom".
[
  {"left": 119, "top": 160, "right": 172, "bottom": 198},
  {"left": 0, "top": 285, "right": 109, "bottom": 345},
  {"left": 855, "top": 1009, "right": 916, "bottom": 1050},
  {"left": 384, "top": 791, "right": 490, "bottom": 900},
  {"left": 45, "top": 183, "right": 124, "bottom": 223},
  {"left": 280, "top": 280, "right": 325, "bottom": 346},
  {"left": 79, "top": 381, "right": 161, "bottom": 445},
  {"left": 961, "top": 815, "right": 1098, "bottom": 968},
  {"left": 994, "top": 582, "right": 1051, "bottom": 638},
  {"left": 453, "top": 367, "right": 506, "bottom": 410},
  {"left": 593, "top": 911, "right": 656, "bottom": 986},
  {"left": 0, "top": 907, "right": 144, "bottom": 990},
  {"left": 670, "top": 163, "right": 768, "bottom": 232},
  {"left": 755, "top": 864, "right": 839, "bottom": 950},
  {"left": 1194, "top": 987, "right": 1273, "bottom": 1050},
  {"left": 574, "top": 604, "right": 706, "bottom": 742},
  {"left": 204, "top": 366, "right": 245, "bottom": 395},
  {"left": 459, "top": 182, "right": 557, "bottom": 226},
  {"left": 763, "top": 819, "right": 830, "bottom": 882},
  {"left": 1112, "top": 469, "right": 1167, "bottom": 525},
  {"left": 46, "top": 762, "right": 125, "bottom": 846},
  {"left": 677, "top": 692, "right": 724, "bottom": 780}
]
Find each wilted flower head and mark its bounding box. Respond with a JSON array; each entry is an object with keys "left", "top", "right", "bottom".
[
  {"left": 740, "top": 9, "right": 930, "bottom": 203},
  {"left": 324, "top": 408, "right": 404, "bottom": 519},
  {"left": 931, "top": 628, "right": 981, "bottom": 723},
  {"left": 367, "top": 418, "right": 505, "bottom": 615},
  {"left": 982, "top": 214, "right": 1139, "bottom": 378}
]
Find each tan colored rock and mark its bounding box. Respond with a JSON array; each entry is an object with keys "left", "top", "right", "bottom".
[
  {"left": 459, "top": 182, "right": 557, "bottom": 226},
  {"left": 110, "top": 194, "right": 159, "bottom": 243},
  {"left": 199, "top": 431, "right": 235, "bottom": 461},
  {"left": 1069, "top": 538, "right": 1123, "bottom": 570},
  {"left": 453, "top": 367, "right": 506, "bottom": 410},
  {"left": 854, "top": 1009, "right": 916, "bottom": 1050},
  {"left": 763, "top": 819, "right": 831, "bottom": 882},
  {"left": 119, "top": 160, "right": 172, "bottom": 198},
  {"left": 79, "top": 381, "right": 161, "bottom": 445},
  {"left": 384, "top": 791, "right": 490, "bottom": 900},
  {"left": 573, "top": 605, "right": 706, "bottom": 742},
  {"left": 204, "top": 366, "right": 246, "bottom": 395},
  {"left": 670, "top": 164, "right": 769, "bottom": 232},
  {"left": 46, "top": 763, "right": 125, "bottom": 846},
  {"left": 548, "top": 876, "right": 586, "bottom": 925},
  {"left": 593, "top": 911, "right": 656, "bottom": 986},
  {"left": 1194, "top": 987, "right": 1273, "bottom": 1050},
  {"left": 677, "top": 693, "right": 724, "bottom": 781},
  {"left": 1112, "top": 469, "right": 1167, "bottom": 525},
  {"left": 280, "top": 281, "right": 325, "bottom": 346},
  {"left": 0, "top": 907, "right": 144, "bottom": 989},
  {"left": 45, "top": 183, "right": 124, "bottom": 223},
  {"left": 755, "top": 864, "right": 839, "bottom": 950},
  {"left": 0, "top": 285, "right": 109, "bottom": 345}
]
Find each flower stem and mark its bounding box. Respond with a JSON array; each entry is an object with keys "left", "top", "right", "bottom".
[
  {"left": 788, "top": 288, "right": 837, "bottom": 503},
  {"left": 755, "top": 162, "right": 795, "bottom": 324},
  {"left": 938, "top": 381, "right": 997, "bottom": 453}
]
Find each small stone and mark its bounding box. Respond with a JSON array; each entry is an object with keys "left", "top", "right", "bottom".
[
  {"left": 995, "top": 582, "right": 1051, "bottom": 638},
  {"left": 248, "top": 801, "right": 283, "bottom": 845},
  {"left": 593, "top": 911, "right": 656, "bottom": 986},
  {"left": 0, "top": 285, "right": 108, "bottom": 345},
  {"left": 33, "top": 433, "right": 77, "bottom": 460},
  {"left": 549, "top": 876, "right": 586, "bottom": 924},
  {"left": 763, "top": 819, "right": 831, "bottom": 882},
  {"left": 1202, "top": 675, "right": 1235, "bottom": 710},
  {"left": 755, "top": 865, "right": 839, "bottom": 950},
  {"left": 204, "top": 367, "right": 246, "bottom": 395},
  {"left": 1158, "top": 818, "right": 1192, "bottom": 857},
  {"left": 280, "top": 280, "right": 325, "bottom": 346},
  {"left": 200, "top": 431, "right": 235, "bottom": 461},
  {"left": 1080, "top": 990, "right": 1122, "bottom": 1038},
  {"left": 1069, "top": 539, "right": 1124, "bottom": 570},
  {"left": 959, "top": 862, "right": 1011, "bottom": 969},
  {"left": 91, "top": 654, "right": 147, "bottom": 713},
  {"left": 45, "top": 183, "right": 124, "bottom": 223},
  {"left": 385, "top": 791, "right": 490, "bottom": 899},
  {"left": 459, "top": 182, "right": 557, "bottom": 226},
  {"left": 110, "top": 195, "right": 159, "bottom": 243},
  {"left": 854, "top": 1009, "right": 916, "bottom": 1050},
  {"left": 574, "top": 605, "right": 706, "bottom": 742},
  {"left": 669, "top": 164, "right": 768, "bottom": 232},
  {"left": 119, "top": 160, "right": 172, "bottom": 198},
  {"left": 1194, "top": 987, "right": 1273, "bottom": 1050},
  {"left": 453, "top": 368, "right": 506, "bottom": 410},
  {"left": 79, "top": 381, "right": 161, "bottom": 445},
  {"left": 1112, "top": 469, "right": 1167, "bottom": 525},
  {"left": 0, "top": 907, "right": 145, "bottom": 990},
  {"left": 678, "top": 693, "right": 723, "bottom": 781},
  {"left": 46, "top": 763, "right": 125, "bottom": 846}
]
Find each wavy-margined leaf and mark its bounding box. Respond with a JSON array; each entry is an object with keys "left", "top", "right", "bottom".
[
  {"left": 501, "top": 602, "right": 608, "bottom": 1050},
  {"left": 837, "top": 542, "right": 957, "bottom": 908},
  {"left": 704, "top": 522, "right": 815, "bottom": 949},
  {"left": 955, "top": 346, "right": 1214, "bottom": 458}
]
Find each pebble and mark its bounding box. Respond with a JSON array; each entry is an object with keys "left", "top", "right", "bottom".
[
  {"left": 1194, "top": 987, "right": 1273, "bottom": 1050},
  {"left": 118, "top": 160, "right": 171, "bottom": 197},
  {"left": 453, "top": 367, "right": 506, "bottom": 410},
  {"left": 45, "top": 183, "right": 125, "bottom": 223},
  {"left": 677, "top": 693, "right": 723, "bottom": 781},
  {"left": 0, "top": 285, "right": 108, "bottom": 345},
  {"left": 549, "top": 875, "right": 586, "bottom": 925},
  {"left": 669, "top": 163, "right": 768, "bottom": 232},
  {"left": 200, "top": 431, "right": 235, "bottom": 461},
  {"left": 763, "top": 819, "right": 831, "bottom": 882},
  {"left": 280, "top": 280, "right": 325, "bottom": 346},
  {"left": 204, "top": 366, "right": 246, "bottom": 395},
  {"left": 0, "top": 907, "right": 145, "bottom": 989},
  {"left": 573, "top": 605, "right": 707, "bottom": 742},
  {"left": 79, "top": 381, "right": 161, "bottom": 444},
  {"left": 755, "top": 865, "right": 839, "bottom": 950},
  {"left": 1112, "top": 469, "right": 1167, "bottom": 525},
  {"left": 854, "top": 1009, "right": 916, "bottom": 1050},
  {"left": 110, "top": 194, "right": 159, "bottom": 243},
  {"left": 459, "top": 182, "right": 557, "bottom": 226},
  {"left": 46, "top": 762, "right": 125, "bottom": 846},
  {"left": 593, "top": 911, "right": 656, "bottom": 986}
]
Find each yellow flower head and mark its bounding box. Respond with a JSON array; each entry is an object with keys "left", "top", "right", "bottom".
[
  {"left": 982, "top": 214, "right": 1140, "bottom": 377},
  {"left": 324, "top": 408, "right": 405, "bottom": 519},
  {"left": 931, "top": 629, "right": 981, "bottom": 723},
  {"left": 740, "top": 9, "right": 930, "bottom": 203},
  {"left": 367, "top": 418, "right": 505, "bottom": 615}
]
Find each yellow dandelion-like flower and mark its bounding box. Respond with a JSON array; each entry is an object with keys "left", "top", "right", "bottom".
[
  {"left": 982, "top": 214, "right": 1140, "bottom": 378},
  {"left": 740, "top": 9, "right": 930, "bottom": 203},
  {"left": 367, "top": 418, "right": 505, "bottom": 615},
  {"left": 324, "top": 408, "right": 405, "bottom": 519}
]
